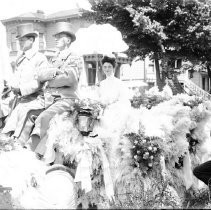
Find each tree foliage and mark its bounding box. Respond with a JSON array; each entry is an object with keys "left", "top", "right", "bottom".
[{"left": 87, "top": 0, "right": 211, "bottom": 89}]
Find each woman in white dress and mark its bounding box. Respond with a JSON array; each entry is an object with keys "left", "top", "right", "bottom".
[{"left": 94, "top": 55, "right": 131, "bottom": 137}]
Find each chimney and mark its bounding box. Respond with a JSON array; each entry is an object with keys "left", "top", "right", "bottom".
[{"left": 36, "top": 10, "right": 44, "bottom": 14}]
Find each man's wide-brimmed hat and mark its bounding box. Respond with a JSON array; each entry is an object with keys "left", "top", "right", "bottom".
[
  {"left": 53, "top": 22, "right": 76, "bottom": 42},
  {"left": 16, "top": 23, "right": 38, "bottom": 39}
]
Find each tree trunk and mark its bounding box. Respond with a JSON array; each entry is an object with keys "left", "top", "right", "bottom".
[
  {"left": 154, "top": 53, "right": 165, "bottom": 91},
  {"left": 207, "top": 63, "right": 211, "bottom": 78},
  {"left": 206, "top": 63, "right": 211, "bottom": 92}
]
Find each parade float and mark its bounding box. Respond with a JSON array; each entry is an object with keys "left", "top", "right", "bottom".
[
  {"left": 1, "top": 84, "right": 211, "bottom": 208},
  {"left": 1, "top": 23, "right": 211, "bottom": 208}
]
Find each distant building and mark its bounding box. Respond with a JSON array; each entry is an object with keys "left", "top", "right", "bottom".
[
  {"left": 121, "top": 56, "right": 210, "bottom": 94},
  {"left": 121, "top": 57, "right": 156, "bottom": 89},
  {"left": 1, "top": 9, "right": 93, "bottom": 61}
]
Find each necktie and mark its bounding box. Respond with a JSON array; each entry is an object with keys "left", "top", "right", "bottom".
[{"left": 16, "top": 52, "right": 26, "bottom": 66}]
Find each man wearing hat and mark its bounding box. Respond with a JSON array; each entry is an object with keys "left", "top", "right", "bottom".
[
  {"left": 28, "top": 21, "right": 84, "bottom": 159},
  {"left": 1, "top": 23, "right": 48, "bottom": 143}
]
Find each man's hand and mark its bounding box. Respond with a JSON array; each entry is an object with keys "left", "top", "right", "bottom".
[
  {"left": 11, "top": 87, "right": 21, "bottom": 95},
  {"left": 56, "top": 69, "right": 64, "bottom": 75}
]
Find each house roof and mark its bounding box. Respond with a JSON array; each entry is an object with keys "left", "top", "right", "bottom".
[
  {"left": 45, "top": 9, "right": 84, "bottom": 21},
  {"left": 1, "top": 9, "right": 88, "bottom": 23},
  {"left": 1, "top": 10, "right": 45, "bottom": 23}
]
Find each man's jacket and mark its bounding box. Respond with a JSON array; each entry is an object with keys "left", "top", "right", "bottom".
[
  {"left": 37, "top": 48, "right": 84, "bottom": 99},
  {"left": 15, "top": 48, "right": 48, "bottom": 97}
]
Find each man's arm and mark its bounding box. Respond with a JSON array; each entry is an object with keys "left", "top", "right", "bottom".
[
  {"left": 20, "top": 54, "right": 49, "bottom": 96},
  {"left": 36, "top": 66, "right": 57, "bottom": 82},
  {"left": 48, "top": 56, "right": 84, "bottom": 88},
  {"left": 47, "top": 66, "right": 78, "bottom": 87}
]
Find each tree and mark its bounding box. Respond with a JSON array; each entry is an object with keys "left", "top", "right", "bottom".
[{"left": 86, "top": 0, "right": 211, "bottom": 90}]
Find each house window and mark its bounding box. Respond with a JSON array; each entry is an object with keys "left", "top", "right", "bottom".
[
  {"left": 188, "top": 69, "right": 194, "bottom": 79},
  {"left": 175, "top": 59, "right": 182, "bottom": 69},
  {"left": 167, "top": 59, "right": 182, "bottom": 69},
  {"left": 39, "top": 33, "right": 45, "bottom": 50},
  {"left": 11, "top": 32, "right": 17, "bottom": 51},
  {"left": 148, "top": 63, "right": 154, "bottom": 73},
  {"left": 167, "top": 60, "right": 175, "bottom": 68},
  {"left": 202, "top": 77, "right": 206, "bottom": 90},
  {"left": 87, "top": 63, "right": 96, "bottom": 85}
]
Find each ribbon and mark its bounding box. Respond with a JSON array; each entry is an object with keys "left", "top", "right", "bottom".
[
  {"left": 160, "top": 155, "right": 167, "bottom": 181},
  {"left": 99, "top": 145, "right": 114, "bottom": 201},
  {"left": 74, "top": 138, "right": 114, "bottom": 201},
  {"left": 182, "top": 151, "right": 193, "bottom": 190},
  {"left": 74, "top": 149, "right": 92, "bottom": 193}
]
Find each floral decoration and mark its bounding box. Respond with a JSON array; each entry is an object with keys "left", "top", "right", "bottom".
[
  {"left": 124, "top": 132, "right": 162, "bottom": 175},
  {"left": 186, "top": 131, "right": 198, "bottom": 154},
  {"left": 130, "top": 93, "right": 169, "bottom": 109},
  {"left": 183, "top": 97, "right": 203, "bottom": 109},
  {"left": 130, "top": 85, "right": 172, "bottom": 109},
  {"left": 174, "top": 155, "right": 184, "bottom": 169},
  {"left": 73, "top": 98, "right": 105, "bottom": 120}
]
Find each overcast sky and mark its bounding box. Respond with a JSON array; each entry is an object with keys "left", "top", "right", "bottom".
[{"left": 0, "top": 0, "right": 91, "bottom": 19}]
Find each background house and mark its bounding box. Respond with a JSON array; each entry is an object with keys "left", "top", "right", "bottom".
[
  {"left": 1, "top": 9, "right": 93, "bottom": 61},
  {"left": 121, "top": 56, "right": 210, "bottom": 95}
]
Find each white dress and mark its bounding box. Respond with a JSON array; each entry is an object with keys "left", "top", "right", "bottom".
[{"left": 95, "top": 76, "right": 131, "bottom": 137}]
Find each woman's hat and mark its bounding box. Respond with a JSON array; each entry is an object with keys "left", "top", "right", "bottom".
[
  {"left": 53, "top": 22, "right": 76, "bottom": 42},
  {"left": 16, "top": 23, "right": 38, "bottom": 39}
]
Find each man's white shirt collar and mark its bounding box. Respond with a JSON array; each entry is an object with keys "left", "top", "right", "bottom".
[{"left": 24, "top": 48, "right": 37, "bottom": 60}]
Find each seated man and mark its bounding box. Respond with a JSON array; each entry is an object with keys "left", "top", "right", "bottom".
[
  {"left": 1, "top": 23, "right": 48, "bottom": 144},
  {"left": 29, "top": 22, "right": 84, "bottom": 157}
]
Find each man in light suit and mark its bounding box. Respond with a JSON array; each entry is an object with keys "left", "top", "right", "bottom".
[
  {"left": 28, "top": 22, "right": 84, "bottom": 159},
  {"left": 1, "top": 23, "right": 48, "bottom": 143}
]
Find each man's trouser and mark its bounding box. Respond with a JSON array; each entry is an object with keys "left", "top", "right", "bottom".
[
  {"left": 30, "top": 98, "right": 75, "bottom": 155},
  {"left": 193, "top": 160, "right": 211, "bottom": 185},
  {"left": 18, "top": 109, "right": 44, "bottom": 145}
]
